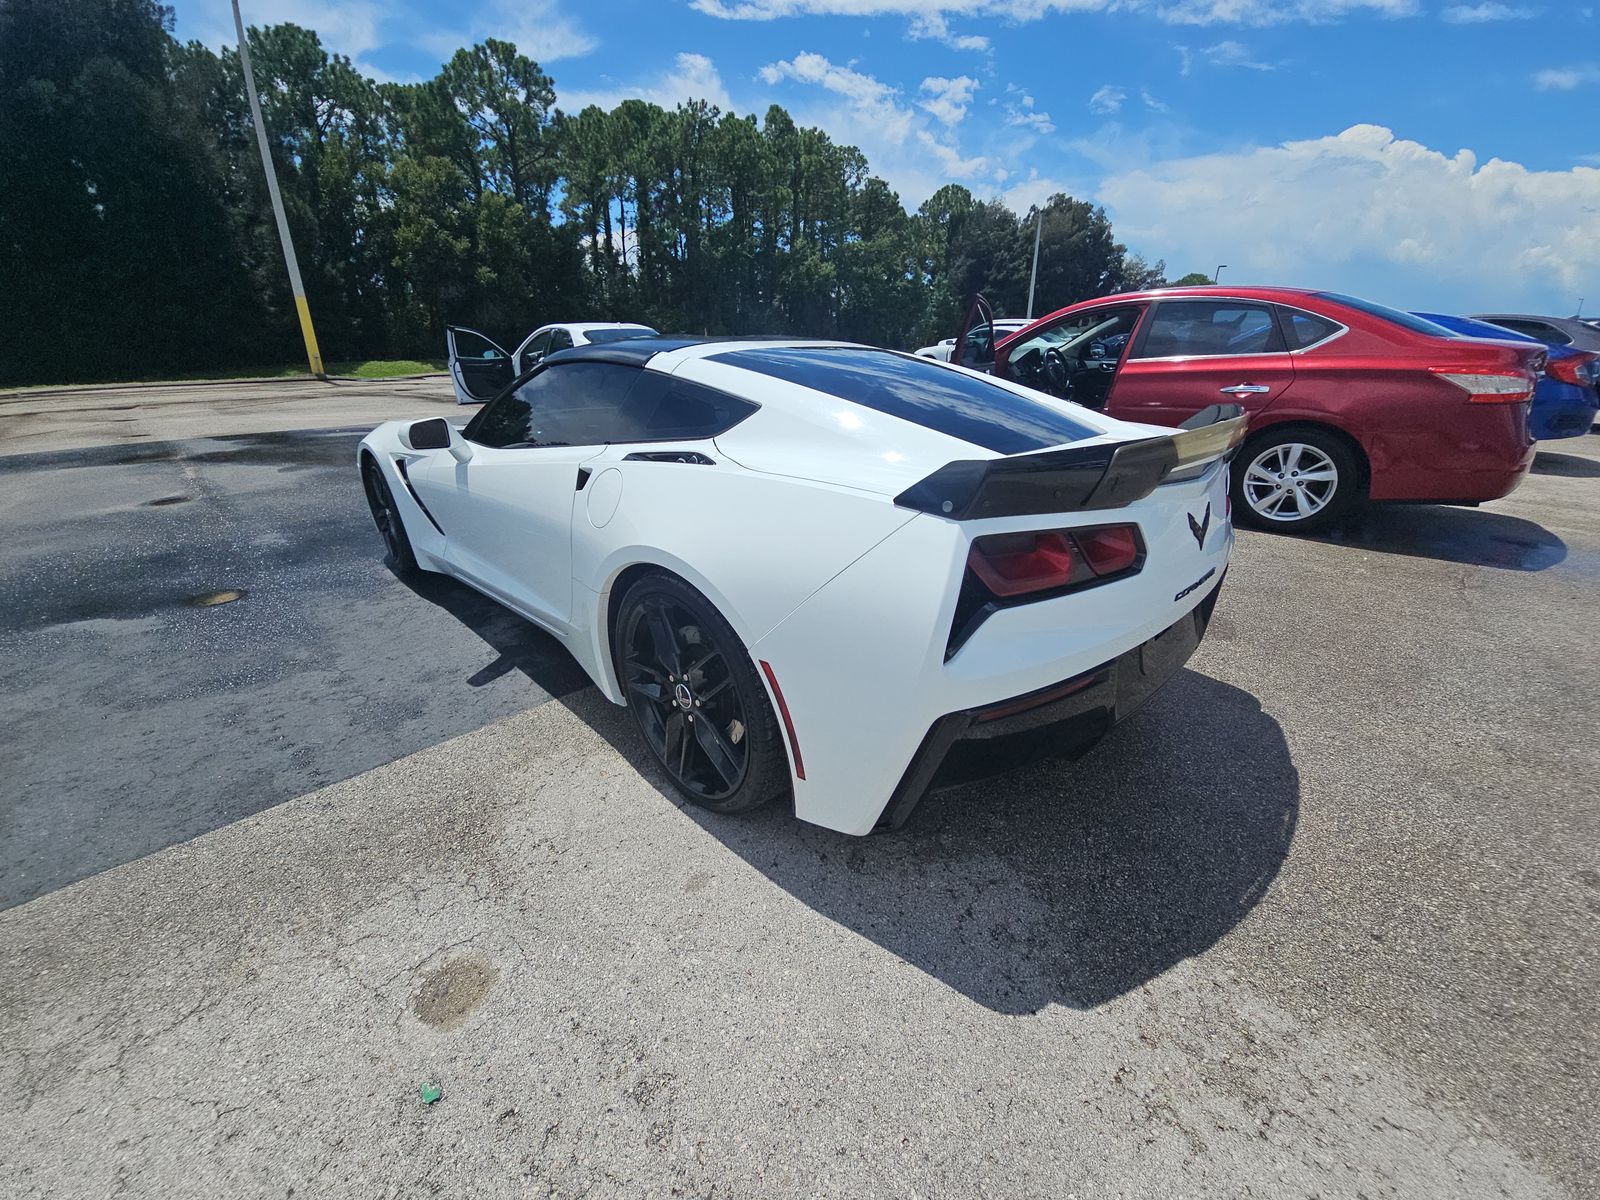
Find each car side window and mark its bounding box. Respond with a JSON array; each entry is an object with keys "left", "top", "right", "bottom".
[
  {"left": 464, "top": 362, "right": 641, "bottom": 449},
  {"left": 523, "top": 331, "right": 553, "bottom": 364},
  {"left": 1279, "top": 308, "right": 1343, "bottom": 351},
  {"left": 454, "top": 329, "right": 503, "bottom": 360},
  {"left": 622, "top": 374, "right": 758, "bottom": 441},
  {"left": 548, "top": 328, "right": 574, "bottom": 351},
  {"left": 1133, "top": 301, "right": 1285, "bottom": 358}
]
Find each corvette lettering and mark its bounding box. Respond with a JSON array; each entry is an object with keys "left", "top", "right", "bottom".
[{"left": 1174, "top": 567, "right": 1217, "bottom": 603}]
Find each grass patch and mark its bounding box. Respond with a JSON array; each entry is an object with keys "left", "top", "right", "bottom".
[{"left": 328, "top": 358, "right": 448, "bottom": 379}]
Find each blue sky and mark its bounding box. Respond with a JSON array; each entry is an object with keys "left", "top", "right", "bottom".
[{"left": 181, "top": 0, "right": 1596, "bottom": 315}]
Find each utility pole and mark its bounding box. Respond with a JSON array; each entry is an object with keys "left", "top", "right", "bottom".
[
  {"left": 1026, "top": 211, "right": 1043, "bottom": 319},
  {"left": 1213, "top": 264, "right": 1228, "bottom": 285},
  {"left": 232, "top": 0, "right": 325, "bottom": 378}
]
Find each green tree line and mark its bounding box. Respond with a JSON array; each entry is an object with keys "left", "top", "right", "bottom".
[{"left": 0, "top": 0, "right": 1174, "bottom": 386}]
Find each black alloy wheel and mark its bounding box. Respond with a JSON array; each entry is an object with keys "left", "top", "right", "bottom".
[
  {"left": 362, "top": 458, "right": 418, "bottom": 573},
  {"left": 615, "top": 574, "right": 787, "bottom": 814}
]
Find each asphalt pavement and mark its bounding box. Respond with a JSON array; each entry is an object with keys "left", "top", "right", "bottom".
[{"left": 1, "top": 381, "right": 1596, "bottom": 1198}]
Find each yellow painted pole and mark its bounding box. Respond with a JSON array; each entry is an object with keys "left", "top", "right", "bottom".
[{"left": 233, "top": 1, "right": 325, "bottom": 378}]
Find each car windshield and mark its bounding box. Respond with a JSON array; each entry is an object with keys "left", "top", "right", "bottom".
[
  {"left": 584, "top": 326, "right": 657, "bottom": 344},
  {"left": 1009, "top": 313, "right": 1130, "bottom": 360},
  {"left": 1316, "top": 292, "right": 1455, "bottom": 337}
]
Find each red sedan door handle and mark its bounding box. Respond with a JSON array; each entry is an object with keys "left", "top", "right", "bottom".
[{"left": 1220, "top": 384, "right": 1271, "bottom": 396}]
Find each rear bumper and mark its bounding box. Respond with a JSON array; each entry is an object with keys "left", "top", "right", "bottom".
[
  {"left": 875, "top": 575, "right": 1222, "bottom": 830},
  {"left": 1367, "top": 403, "right": 1535, "bottom": 503},
  {"left": 1530, "top": 383, "right": 1600, "bottom": 441}
]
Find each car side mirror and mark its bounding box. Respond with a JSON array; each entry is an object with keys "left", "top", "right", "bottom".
[{"left": 403, "top": 417, "right": 473, "bottom": 462}]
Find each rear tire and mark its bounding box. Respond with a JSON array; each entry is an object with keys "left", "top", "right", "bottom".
[
  {"left": 1231, "top": 427, "right": 1361, "bottom": 534},
  {"left": 613, "top": 573, "right": 789, "bottom": 815},
  {"left": 362, "top": 457, "right": 419, "bottom": 574}
]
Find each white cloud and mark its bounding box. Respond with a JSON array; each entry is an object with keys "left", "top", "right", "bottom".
[
  {"left": 419, "top": 0, "right": 597, "bottom": 64},
  {"left": 1089, "top": 85, "right": 1127, "bottom": 114},
  {"left": 189, "top": 0, "right": 388, "bottom": 55},
  {"left": 998, "top": 169, "right": 1081, "bottom": 215},
  {"left": 916, "top": 130, "right": 988, "bottom": 176},
  {"left": 1141, "top": 89, "right": 1169, "bottom": 112},
  {"left": 1007, "top": 109, "right": 1057, "bottom": 134},
  {"left": 1178, "top": 39, "right": 1277, "bottom": 74},
  {"left": 759, "top": 52, "right": 916, "bottom": 145},
  {"left": 557, "top": 52, "right": 732, "bottom": 112},
  {"left": 918, "top": 75, "right": 980, "bottom": 126},
  {"left": 1535, "top": 65, "right": 1600, "bottom": 90},
  {"left": 907, "top": 12, "right": 990, "bottom": 51},
  {"left": 1155, "top": 0, "right": 1417, "bottom": 22},
  {"left": 1000, "top": 88, "right": 1057, "bottom": 134},
  {"left": 755, "top": 51, "right": 994, "bottom": 202},
  {"left": 1441, "top": 2, "right": 1538, "bottom": 21},
  {"left": 1098, "top": 124, "right": 1600, "bottom": 312},
  {"left": 693, "top": 0, "right": 1417, "bottom": 28}
]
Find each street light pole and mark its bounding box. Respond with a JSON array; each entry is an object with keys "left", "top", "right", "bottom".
[
  {"left": 1213, "top": 264, "right": 1228, "bottom": 285},
  {"left": 1026, "top": 211, "right": 1043, "bottom": 319},
  {"left": 232, "top": 0, "right": 325, "bottom": 378}
]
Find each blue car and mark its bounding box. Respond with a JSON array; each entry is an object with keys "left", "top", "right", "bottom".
[{"left": 1415, "top": 312, "right": 1600, "bottom": 440}]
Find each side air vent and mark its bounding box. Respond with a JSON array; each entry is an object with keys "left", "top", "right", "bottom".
[{"left": 623, "top": 451, "right": 716, "bottom": 465}]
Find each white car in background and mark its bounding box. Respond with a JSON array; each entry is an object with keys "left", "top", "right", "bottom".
[
  {"left": 915, "top": 319, "right": 1033, "bottom": 361},
  {"left": 446, "top": 322, "right": 657, "bottom": 404},
  {"left": 359, "top": 336, "right": 1243, "bottom": 835}
]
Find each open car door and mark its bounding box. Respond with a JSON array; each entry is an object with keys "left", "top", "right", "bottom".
[
  {"left": 950, "top": 294, "right": 997, "bottom": 373},
  {"left": 446, "top": 326, "right": 515, "bottom": 405}
]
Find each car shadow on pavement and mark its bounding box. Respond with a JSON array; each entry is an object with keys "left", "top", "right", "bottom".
[
  {"left": 394, "top": 569, "right": 592, "bottom": 694},
  {"left": 1311, "top": 504, "right": 1566, "bottom": 571},
  {"left": 1532, "top": 450, "right": 1600, "bottom": 479},
  {"left": 564, "top": 670, "right": 1299, "bottom": 1015}
]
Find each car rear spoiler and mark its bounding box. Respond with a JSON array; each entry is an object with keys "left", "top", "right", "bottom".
[{"left": 894, "top": 404, "right": 1248, "bottom": 520}]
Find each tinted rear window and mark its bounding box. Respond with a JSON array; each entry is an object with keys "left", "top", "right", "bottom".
[
  {"left": 711, "top": 347, "right": 1097, "bottom": 455},
  {"left": 1315, "top": 292, "right": 1454, "bottom": 337},
  {"left": 1279, "top": 308, "right": 1344, "bottom": 350},
  {"left": 624, "top": 373, "right": 757, "bottom": 440},
  {"left": 584, "top": 326, "right": 658, "bottom": 344}
]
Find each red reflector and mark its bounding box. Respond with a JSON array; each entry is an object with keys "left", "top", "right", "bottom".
[{"left": 758, "top": 659, "right": 805, "bottom": 781}]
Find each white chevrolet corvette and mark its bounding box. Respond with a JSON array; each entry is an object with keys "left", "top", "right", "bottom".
[{"left": 359, "top": 338, "right": 1243, "bottom": 835}]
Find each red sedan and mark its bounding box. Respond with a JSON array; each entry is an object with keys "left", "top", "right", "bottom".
[{"left": 954, "top": 286, "right": 1546, "bottom": 533}]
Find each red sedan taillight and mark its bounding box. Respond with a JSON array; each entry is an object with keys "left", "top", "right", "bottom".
[
  {"left": 1428, "top": 366, "right": 1536, "bottom": 404},
  {"left": 1547, "top": 352, "right": 1599, "bottom": 387},
  {"left": 967, "top": 524, "right": 1142, "bottom": 598}
]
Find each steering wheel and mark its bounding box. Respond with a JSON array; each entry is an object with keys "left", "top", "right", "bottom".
[{"left": 1043, "top": 346, "right": 1073, "bottom": 395}]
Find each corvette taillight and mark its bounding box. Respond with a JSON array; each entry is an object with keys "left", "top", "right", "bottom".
[
  {"left": 1547, "top": 352, "right": 1599, "bottom": 387},
  {"left": 967, "top": 523, "right": 1143, "bottom": 599},
  {"left": 949, "top": 523, "right": 1146, "bottom": 660},
  {"left": 1429, "top": 366, "right": 1536, "bottom": 403}
]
